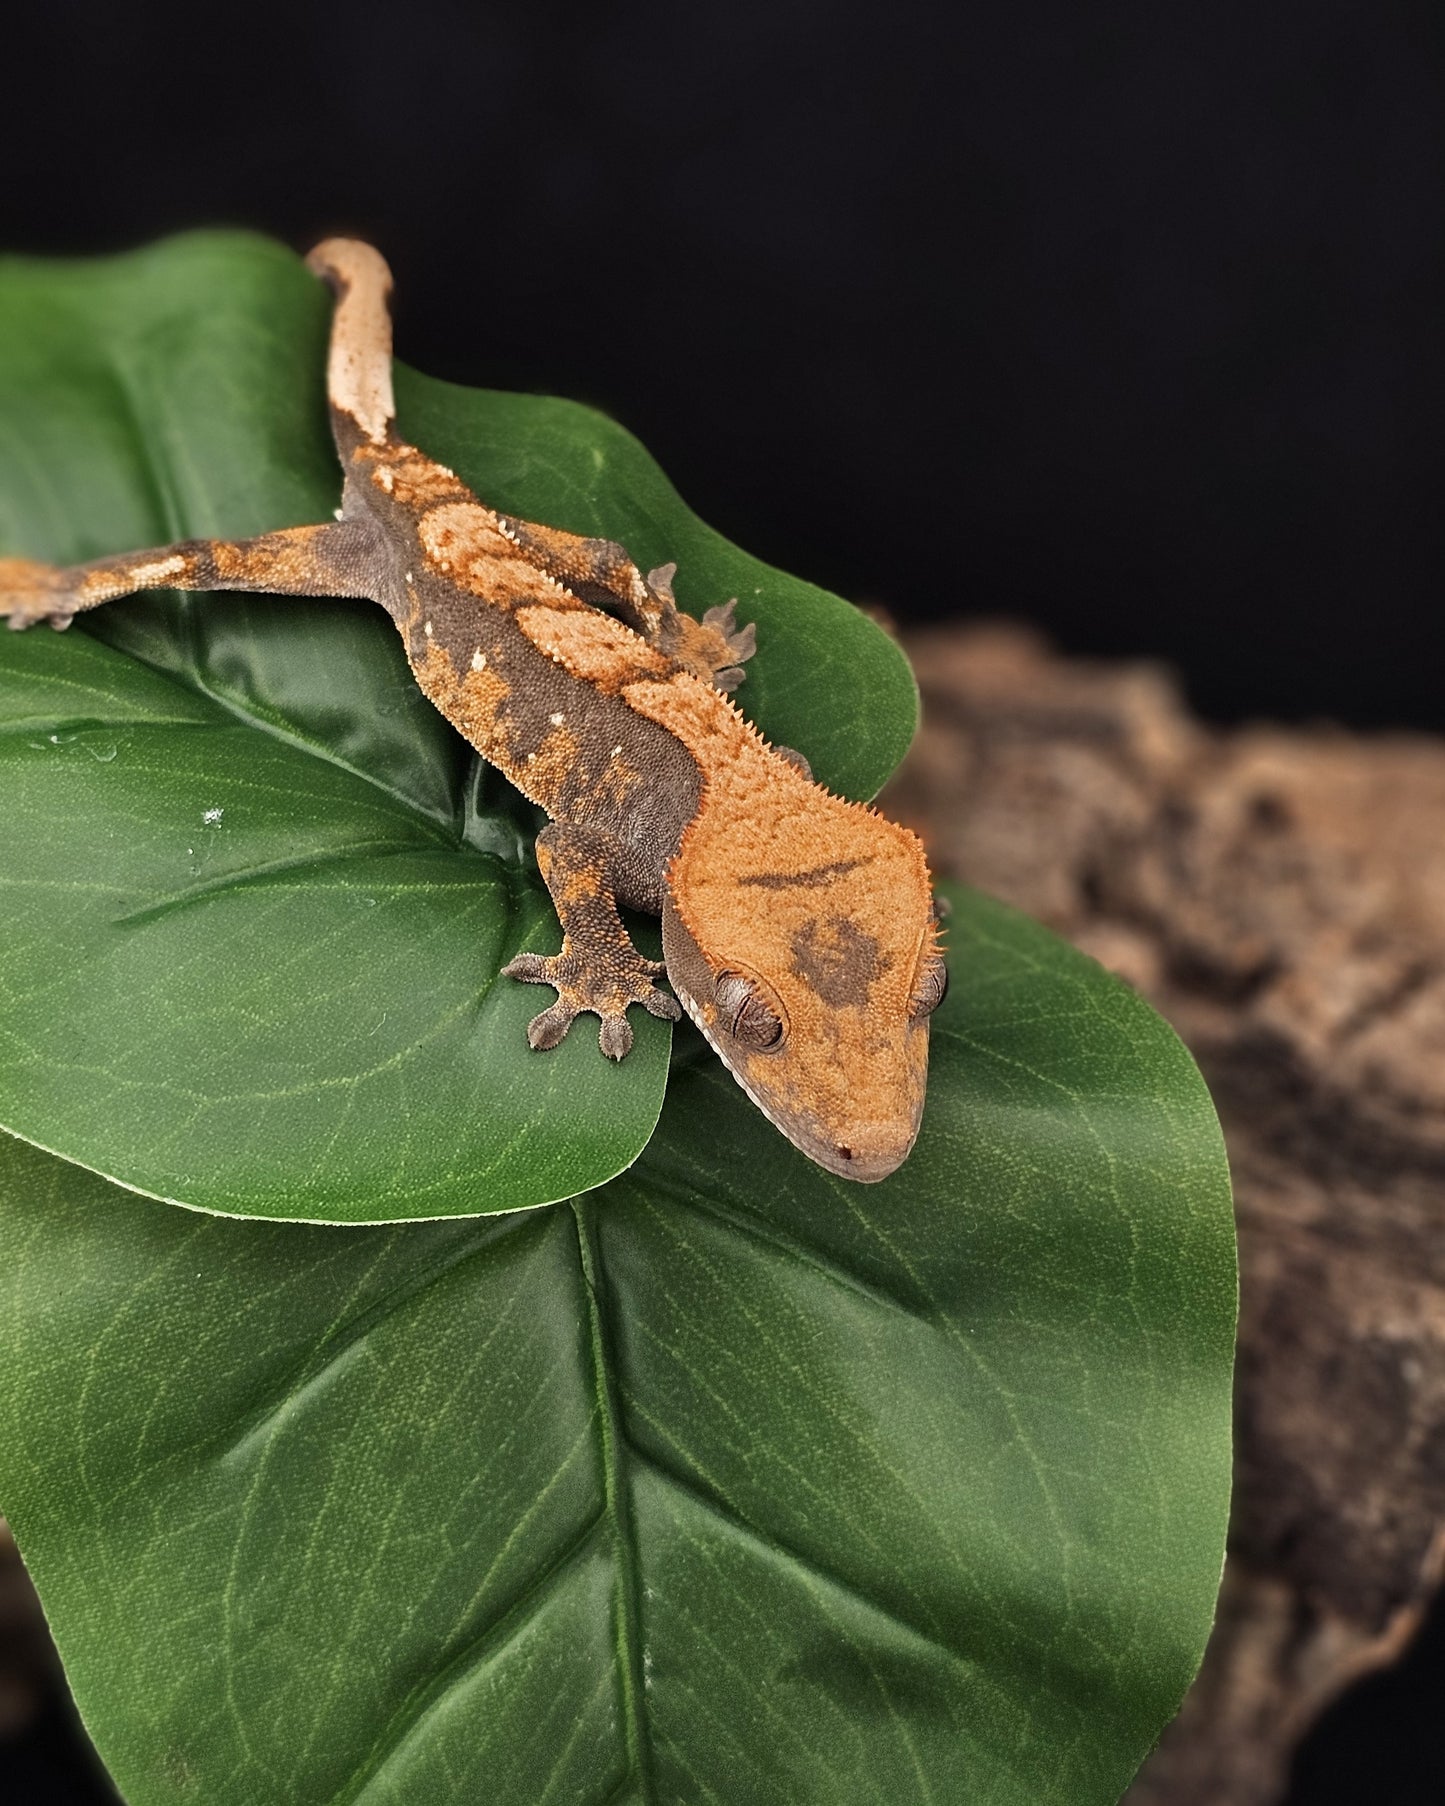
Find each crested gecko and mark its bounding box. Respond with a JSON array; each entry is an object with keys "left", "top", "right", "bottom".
[{"left": 0, "top": 241, "right": 945, "bottom": 1181}]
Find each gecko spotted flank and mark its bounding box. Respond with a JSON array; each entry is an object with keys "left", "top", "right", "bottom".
[{"left": 0, "top": 240, "right": 946, "bottom": 1180}]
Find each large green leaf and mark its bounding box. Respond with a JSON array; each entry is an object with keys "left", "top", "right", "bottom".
[
  {"left": 0, "top": 233, "right": 916, "bottom": 1221},
  {"left": 0, "top": 887, "right": 1235, "bottom": 1805}
]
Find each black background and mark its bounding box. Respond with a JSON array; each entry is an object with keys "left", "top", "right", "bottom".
[
  {"left": 2, "top": 2, "right": 1443, "bottom": 1800},
  {"left": 6, "top": 0, "right": 1443, "bottom": 729}
]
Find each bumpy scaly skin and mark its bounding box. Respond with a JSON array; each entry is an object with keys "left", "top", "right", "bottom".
[{"left": 1, "top": 239, "right": 945, "bottom": 1180}]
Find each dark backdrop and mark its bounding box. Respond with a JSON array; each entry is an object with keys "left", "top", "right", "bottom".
[
  {"left": 5, "top": 0, "right": 1442, "bottom": 730},
  {"left": 1, "top": 4, "right": 1443, "bottom": 1802}
]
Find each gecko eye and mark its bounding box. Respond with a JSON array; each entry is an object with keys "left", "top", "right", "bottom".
[
  {"left": 908, "top": 953, "right": 949, "bottom": 1020},
  {"left": 714, "top": 970, "right": 786, "bottom": 1050}
]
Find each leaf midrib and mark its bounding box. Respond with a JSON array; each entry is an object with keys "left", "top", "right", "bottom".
[{"left": 573, "top": 1195, "right": 655, "bottom": 1802}]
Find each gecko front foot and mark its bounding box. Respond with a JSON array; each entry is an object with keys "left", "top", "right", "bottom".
[
  {"left": 502, "top": 945, "right": 682, "bottom": 1060},
  {"left": 0, "top": 559, "right": 77, "bottom": 631}
]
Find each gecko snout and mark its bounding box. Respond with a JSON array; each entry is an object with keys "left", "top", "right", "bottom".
[{"left": 816, "top": 1117, "right": 920, "bottom": 1183}]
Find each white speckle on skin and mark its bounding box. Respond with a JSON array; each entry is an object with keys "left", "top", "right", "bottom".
[
  {"left": 376, "top": 466, "right": 395, "bottom": 491},
  {"left": 127, "top": 554, "right": 187, "bottom": 588},
  {"left": 333, "top": 506, "right": 345, "bottom": 521},
  {"left": 549, "top": 711, "right": 565, "bottom": 726},
  {"left": 471, "top": 649, "right": 486, "bottom": 671},
  {"left": 404, "top": 571, "right": 414, "bottom": 584},
  {"left": 610, "top": 745, "right": 622, "bottom": 758},
  {"left": 423, "top": 620, "right": 433, "bottom": 637}
]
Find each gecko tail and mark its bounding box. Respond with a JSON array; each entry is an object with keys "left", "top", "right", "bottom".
[{"left": 305, "top": 239, "right": 397, "bottom": 452}]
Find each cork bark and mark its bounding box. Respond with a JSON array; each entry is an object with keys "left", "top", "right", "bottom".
[{"left": 883, "top": 625, "right": 1445, "bottom": 1806}]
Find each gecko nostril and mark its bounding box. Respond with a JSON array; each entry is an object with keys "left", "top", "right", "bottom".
[{"left": 837, "top": 1145, "right": 854, "bottom": 1162}]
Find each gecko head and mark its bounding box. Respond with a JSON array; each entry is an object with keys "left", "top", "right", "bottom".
[{"left": 661, "top": 808, "right": 946, "bottom": 1182}]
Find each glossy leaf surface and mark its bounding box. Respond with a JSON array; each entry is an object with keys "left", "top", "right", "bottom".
[
  {"left": 0, "top": 887, "right": 1236, "bottom": 1805},
  {"left": 0, "top": 234, "right": 916, "bottom": 1220}
]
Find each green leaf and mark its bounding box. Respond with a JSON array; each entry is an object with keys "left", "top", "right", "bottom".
[
  {"left": 0, "top": 232, "right": 916, "bottom": 1221},
  {"left": 0, "top": 886, "right": 1236, "bottom": 1805}
]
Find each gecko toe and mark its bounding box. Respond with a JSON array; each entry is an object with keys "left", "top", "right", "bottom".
[
  {"left": 642, "top": 988, "right": 682, "bottom": 1021},
  {"left": 525, "top": 1001, "right": 576, "bottom": 1051},
  {"left": 731, "top": 625, "right": 757, "bottom": 666},
  {"left": 646, "top": 561, "right": 678, "bottom": 603},
  {"left": 598, "top": 1015, "right": 634, "bottom": 1060},
  {"left": 502, "top": 952, "right": 550, "bottom": 984}
]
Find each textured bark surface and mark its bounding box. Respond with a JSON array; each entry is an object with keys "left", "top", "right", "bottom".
[{"left": 883, "top": 625, "right": 1445, "bottom": 1806}]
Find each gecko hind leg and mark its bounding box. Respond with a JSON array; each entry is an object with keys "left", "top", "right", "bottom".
[
  {"left": 502, "top": 823, "right": 682, "bottom": 1060},
  {"left": 0, "top": 522, "right": 386, "bottom": 631},
  {"left": 491, "top": 515, "right": 756, "bottom": 690}
]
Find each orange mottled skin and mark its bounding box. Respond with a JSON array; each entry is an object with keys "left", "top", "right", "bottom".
[{"left": 0, "top": 241, "right": 945, "bottom": 1180}]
